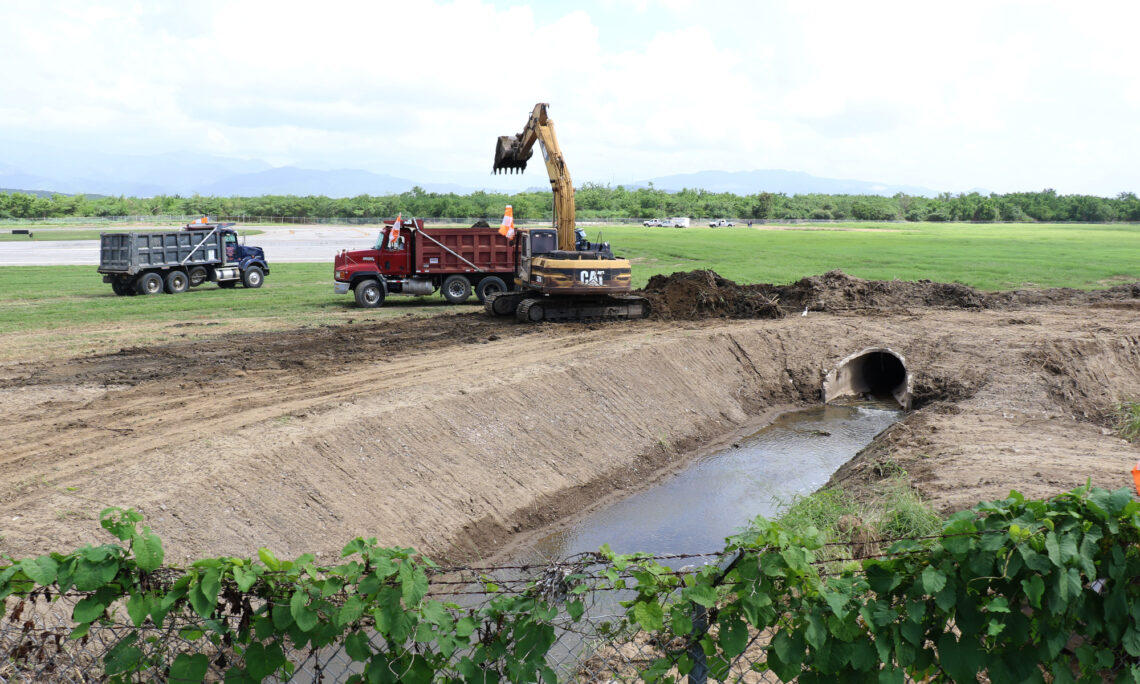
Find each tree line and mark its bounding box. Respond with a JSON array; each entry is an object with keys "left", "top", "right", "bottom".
[{"left": 2, "top": 184, "right": 1139, "bottom": 222}]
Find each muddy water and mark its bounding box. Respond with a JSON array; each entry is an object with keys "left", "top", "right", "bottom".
[{"left": 518, "top": 401, "right": 902, "bottom": 562}]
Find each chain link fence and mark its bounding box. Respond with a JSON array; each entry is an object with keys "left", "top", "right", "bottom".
[{"left": 0, "top": 549, "right": 795, "bottom": 683}]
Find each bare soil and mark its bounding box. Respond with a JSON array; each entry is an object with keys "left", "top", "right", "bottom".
[{"left": 3, "top": 271, "right": 1140, "bottom": 564}]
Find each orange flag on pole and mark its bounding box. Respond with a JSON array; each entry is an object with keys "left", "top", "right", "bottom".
[
  {"left": 388, "top": 214, "right": 402, "bottom": 248},
  {"left": 498, "top": 205, "right": 515, "bottom": 240},
  {"left": 1132, "top": 460, "right": 1140, "bottom": 497}
]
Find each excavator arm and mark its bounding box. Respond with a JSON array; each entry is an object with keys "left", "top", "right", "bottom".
[{"left": 493, "top": 103, "right": 577, "bottom": 251}]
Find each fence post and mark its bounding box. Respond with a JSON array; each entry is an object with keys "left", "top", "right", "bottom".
[{"left": 687, "top": 604, "right": 709, "bottom": 684}]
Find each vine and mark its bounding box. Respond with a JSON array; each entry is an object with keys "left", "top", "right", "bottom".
[{"left": 3, "top": 484, "right": 1140, "bottom": 682}]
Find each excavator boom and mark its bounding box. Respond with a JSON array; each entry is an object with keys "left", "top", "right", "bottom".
[{"left": 491, "top": 103, "right": 576, "bottom": 251}]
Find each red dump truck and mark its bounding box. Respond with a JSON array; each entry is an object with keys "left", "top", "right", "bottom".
[{"left": 333, "top": 219, "right": 518, "bottom": 308}]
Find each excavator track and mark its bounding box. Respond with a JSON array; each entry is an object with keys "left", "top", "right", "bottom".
[{"left": 516, "top": 294, "right": 650, "bottom": 323}]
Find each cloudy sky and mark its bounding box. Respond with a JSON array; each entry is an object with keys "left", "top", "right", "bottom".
[{"left": 2, "top": 0, "right": 1138, "bottom": 195}]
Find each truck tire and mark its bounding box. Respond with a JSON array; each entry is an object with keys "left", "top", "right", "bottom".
[
  {"left": 354, "top": 279, "right": 385, "bottom": 308},
  {"left": 442, "top": 275, "right": 471, "bottom": 304},
  {"left": 164, "top": 270, "right": 189, "bottom": 294},
  {"left": 187, "top": 266, "right": 208, "bottom": 287},
  {"left": 475, "top": 276, "right": 507, "bottom": 303},
  {"left": 242, "top": 266, "right": 264, "bottom": 288},
  {"left": 137, "top": 272, "right": 164, "bottom": 295},
  {"left": 111, "top": 279, "right": 136, "bottom": 296}
]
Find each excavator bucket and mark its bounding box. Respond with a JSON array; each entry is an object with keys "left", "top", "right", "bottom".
[{"left": 493, "top": 135, "right": 532, "bottom": 174}]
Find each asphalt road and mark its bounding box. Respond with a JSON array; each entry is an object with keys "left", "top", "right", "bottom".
[{"left": 0, "top": 225, "right": 383, "bottom": 266}]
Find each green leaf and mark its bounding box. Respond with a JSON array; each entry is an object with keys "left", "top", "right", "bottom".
[
  {"left": 291, "top": 589, "right": 320, "bottom": 632},
  {"left": 72, "top": 557, "right": 119, "bottom": 591},
  {"left": 1021, "top": 574, "right": 1045, "bottom": 609},
  {"left": 233, "top": 565, "right": 258, "bottom": 592},
  {"left": 258, "top": 547, "right": 281, "bottom": 571},
  {"left": 921, "top": 566, "right": 947, "bottom": 594},
  {"left": 102, "top": 633, "right": 141, "bottom": 675},
  {"left": 769, "top": 629, "right": 805, "bottom": 681},
  {"left": 170, "top": 653, "right": 210, "bottom": 683},
  {"left": 399, "top": 562, "right": 429, "bottom": 607},
  {"left": 687, "top": 584, "right": 718, "bottom": 608},
  {"left": 456, "top": 616, "right": 477, "bottom": 638},
  {"left": 337, "top": 595, "right": 365, "bottom": 628},
  {"left": 633, "top": 601, "right": 664, "bottom": 632},
  {"left": 719, "top": 616, "right": 749, "bottom": 658},
  {"left": 126, "top": 592, "right": 149, "bottom": 627},
  {"left": 131, "top": 527, "right": 164, "bottom": 572},
  {"left": 1123, "top": 626, "right": 1140, "bottom": 657},
  {"left": 566, "top": 599, "right": 585, "bottom": 621},
  {"left": 72, "top": 595, "right": 106, "bottom": 623},
  {"left": 20, "top": 555, "right": 58, "bottom": 585},
  {"left": 346, "top": 630, "right": 372, "bottom": 662},
  {"left": 937, "top": 633, "right": 983, "bottom": 683}
]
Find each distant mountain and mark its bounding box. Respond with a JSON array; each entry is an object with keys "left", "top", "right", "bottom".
[{"left": 629, "top": 169, "right": 937, "bottom": 197}]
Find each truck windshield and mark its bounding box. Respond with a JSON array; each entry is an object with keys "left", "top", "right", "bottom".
[{"left": 375, "top": 229, "right": 405, "bottom": 251}]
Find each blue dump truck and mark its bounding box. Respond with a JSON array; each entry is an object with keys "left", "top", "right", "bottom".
[{"left": 98, "top": 222, "right": 269, "bottom": 295}]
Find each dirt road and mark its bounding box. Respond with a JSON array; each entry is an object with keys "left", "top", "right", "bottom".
[{"left": 2, "top": 272, "right": 1140, "bottom": 563}]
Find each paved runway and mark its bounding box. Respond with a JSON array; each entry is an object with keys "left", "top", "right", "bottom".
[{"left": 0, "top": 225, "right": 386, "bottom": 266}]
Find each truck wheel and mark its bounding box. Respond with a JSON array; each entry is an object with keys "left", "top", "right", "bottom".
[
  {"left": 111, "top": 279, "right": 135, "bottom": 296},
  {"left": 164, "top": 270, "right": 189, "bottom": 294},
  {"left": 354, "top": 279, "right": 385, "bottom": 308},
  {"left": 475, "top": 276, "right": 507, "bottom": 303},
  {"left": 242, "top": 266, "right": 264, "bottom": 288},
  {"left": 442, "top": 275, "right": 471, "bottom": 304},
  {"left": 187, "top": 266, "right": 208, "bottom": 287},
  {"left": 136, "top": 272, "right": 164, "bottom": 295}
]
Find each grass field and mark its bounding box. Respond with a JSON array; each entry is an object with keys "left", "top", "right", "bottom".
[
  {"left": 2, "top": 221, "right": 1139, "bottom": 360},
  {"left": 0, "top": 228, "right": 263, "bottom": 241},
  {"left": 593, "top": 221, "right": 1140, "bottom": 291}
]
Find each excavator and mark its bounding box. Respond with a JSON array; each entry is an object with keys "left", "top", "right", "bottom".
[{"left": 484, "top": 102, "right": 650, "bottom": 322}]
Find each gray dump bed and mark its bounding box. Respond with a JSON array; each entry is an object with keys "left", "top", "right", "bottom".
[{"left": 98, "top": 230, "right": 226, "bottom": 275}]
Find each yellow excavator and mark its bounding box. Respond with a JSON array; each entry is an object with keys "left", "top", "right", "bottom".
[{"left": 484, "top": 102, "right": 650, "bottom": 322}]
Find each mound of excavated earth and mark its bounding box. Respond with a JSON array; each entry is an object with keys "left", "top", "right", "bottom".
[
  {"left": 641, "top": 269, "right": 1140, "bottom": 319},
  {"left": 2, "top": 271, "right": 1140, "bottom": 564}
]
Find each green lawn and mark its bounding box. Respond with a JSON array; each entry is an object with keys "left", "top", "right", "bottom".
[
  {"left": 2, "top": 222, "right": 1138, "bottom": 347},
  {"left": 0, "top": 228, "right": 263, "bottom": 241},
  {"left": 595, "top": 221, "right": 1140, "bottom": 290}
]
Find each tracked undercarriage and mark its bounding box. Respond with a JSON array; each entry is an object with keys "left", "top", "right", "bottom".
[{"left": 485, "top": 291, "right": 650, "bottom": 323}]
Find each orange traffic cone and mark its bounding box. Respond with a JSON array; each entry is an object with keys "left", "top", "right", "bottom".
[{"left": 498, "top": 205, "right": 515, "bottom": 240}]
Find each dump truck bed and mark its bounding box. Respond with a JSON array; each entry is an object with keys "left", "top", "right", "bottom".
[
  {"left": 413, "top": 227, "right": 517, "bottom": 275},
  {"left": 98, "top": 230, "right": 226, "bottom": 275}
]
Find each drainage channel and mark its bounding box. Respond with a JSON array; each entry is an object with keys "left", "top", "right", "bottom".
[{"left": 515, "top": 399, "right": 903, "bottom": 562}]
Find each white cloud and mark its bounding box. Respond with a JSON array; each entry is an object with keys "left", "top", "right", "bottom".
[{"left": 0, "top": 0, "right": 1138, "bottom": 194}]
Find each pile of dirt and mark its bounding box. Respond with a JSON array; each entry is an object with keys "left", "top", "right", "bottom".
[
  {"left": 640, "top": 270, "right": 783, "bottom": 320},
  {"left": 640, "top": 269, "right": 1140, "bottom": 320},
  {"left": 640, "top": 269, "right": 989, "bottom": 320}
]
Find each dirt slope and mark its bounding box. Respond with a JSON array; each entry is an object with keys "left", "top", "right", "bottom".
[{"left": 3, "top": 273, "right": 1140, "bottom": 563}]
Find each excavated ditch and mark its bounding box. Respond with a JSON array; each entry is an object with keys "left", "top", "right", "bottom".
[{"left": 2, "top": 271, "right": 1140, "bottom": 564}]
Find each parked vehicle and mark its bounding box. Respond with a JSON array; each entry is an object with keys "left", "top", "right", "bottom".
[
  {"left": 667, "top": 217, "right": 691, "bottom": 228},
  {"left": 643, "top": 218, "right": 664, "bottom": 227},
  {"left": 709, "top": 219, "right": 736, "bottom": 227},
  {"left": 98, "top": 222, "right": 269, "bottom": 295},
  {"left": 334, "top": 219, "right": 518, "bottom": 308}
]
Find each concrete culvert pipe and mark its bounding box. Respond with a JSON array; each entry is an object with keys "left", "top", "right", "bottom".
[{"left": 823, "top": 347, "right": 912, "bottom": 409}]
